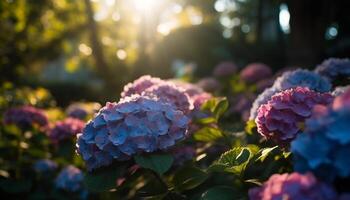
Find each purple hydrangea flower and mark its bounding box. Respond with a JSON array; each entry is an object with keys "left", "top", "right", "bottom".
[
  {"left": 172, "top": 146, "right": 196, "bottom": 166},
  {"left": 55, "top": 165, "right": 84, "bottom": 192},
  {"left": 249, "top": 172, "right": 337, "bottom": 200},
  {"left": 240, "top": 63, "right": 272, "bottom": 83},
  {"left": 142, "top": 82, "right": 193, "bottom": 113},
  {"left": 76, "top": 95, "right": 190, "bottom": 171},
  {"left": 170, "top": 80, "right": 205, "bottom": 97},
  {"left": 213, "top": 61, "right": 238, "bottom": 77},
  {"left": 314, "top": 58, "right": 350, "bottom": 81},
  {"left": 273, "top": 69, "right": 332, "bottom": 92},
  {"left": 33, "top": 159, "right": 58, "bottom": 173},
  {"left": 196, "top": 77, "right": 221, "bottom": 93},
  {"left": 255, "top": 87, "right": 333, "bottom": 144},
  {"left": 48, "top": 118, "right": 85, "bottom": 144},
  {"left": 249, "top": 87, "right": 279, "bottom": 120},
  {"left": 291, "top": 89, "right": 350, "bottom": 181},
  {"left": 121, "top": 75, "right": 164, "bottom": 98},
  {"left": 3, "top": 106, "right": 48, "bottom": 129}
]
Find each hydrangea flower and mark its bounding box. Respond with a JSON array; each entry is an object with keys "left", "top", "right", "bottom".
[
  {"left": 273, "top": 69, "right": 332, "bottom": 92},
  {"left": 3, "top": 106, "right": 48, "bottom": 129},
  {"left": 48, "top": 118, "right": 85, "bottom": 143},
  {"left": 332, "top": 86, "right": 350, "bottom": 96},
  {"left": 249, "top": 172, "right": 337, "bottom": 200},
  {"left": 291, "top": 89, "right": 350, "bottom": 181},
  {"left": 249, "top": 87, "right": 279, "bottom": 120},
  {"left": 255, "top": 87, "right": 333, "bottom": 144},
  {"left": 213, "top": 61, "right": 238, "bottom": 77},
  {"left": 170, "top": 80, "right": 205, "bottom": 97},
  {"left": 33, "top": 159, "right": 57, "bottom": 173},
  {"left": 256, "top": 79, "right": 274, "bottom": 92},
  {"left": 191, "top": 92, "right": 212, "bottom": 110},
  {"left": 142, "top": 82, "right": 193, "bottom": 113},
  {"left": 314, "top": 58, "right": 350, "bottom": 81},
  {"left": 172, "top": 146, "right": 196, "bottom": 166},
  {"left": 66, "top": 102, "right": 101, "bottom": 120},
  {"left": 240, "top": 63, "right": 272, "bottom": 83},
  {"left": 55, "top": 165, "right": 84, "bottom": 192},
  {"left": 196, "top": 77, "right": 221, "bottom": 92},
  {"left": 121, "top": 75, "right": 164, "bottom": 98},
  {"left": 76, "top": 95, "right": 190, "bottom": 171},
  {"left": 67, "top": 107, "right": 88, "bottom": 120}
]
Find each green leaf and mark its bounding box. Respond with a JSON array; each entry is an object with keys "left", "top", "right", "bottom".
[
  {"left": 245, "top": 179, "right": 262, "bottom": 186},
  {"left": 193, "top": 127, "right": 223, "bottom": 142},
  {"left": 208, "top": 147, "right": 254, "bottom": 175},
  {"left": 84, "top": 164, "right": 127, "bottom": 192},
  {"left": 201, "top": 186, "right": 241, "bottom": 200},
  {"left": 245, "top": 120, "right": 256, "bottom": 135},
  {"left": 134, "top": 153, "right": 173, "bottom": 175},
  {"left": 173, "top": 166, "right": 208, "bottom": 191},
  {"left": 0, "top": 178, "right": 32, "bottom": 193},
  {"left": 255, "top": 146, "right": 278, "bottom": 162},
  {"left": 213, "top": 97, "right": 228, "bottom": 119},
  {"left": 195, "top": 116, "right": 217, "bottom": 125}
]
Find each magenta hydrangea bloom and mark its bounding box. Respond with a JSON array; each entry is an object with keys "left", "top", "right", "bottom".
[
  {"left": 142, "top": 82, "right": 193, "bottom": 113},
  {"left": 240, "top": 63, "right": 272, "bottom": 83},
  {"left": 314, "top": 58, "right": 350, "bottom": 81},
  {"left": 121, "top": 75, "right": 164, "bottom": 98},
  {"left": 76, "top": 95, "right": 190, "bottom": 171},
  {"left": 55, "top": 165, "right": 84, "bottom": 192},
  {"left": 3, "top": 106, "right": 48, "bottom": 129},
  {"left": 213, "top": 61, "right": 238, "bottom": 77},
  {"left": 249, "top": 172, "right": 337, "bottom": 200},
  {"left": 48, "top": 118, "right": 85, "bottom": 143},
  {"left": 196, "top": 77, "right": 221, "bottom": 92},
  {"left": 255, "top": 87, "right": 333, "bottom": 144}
]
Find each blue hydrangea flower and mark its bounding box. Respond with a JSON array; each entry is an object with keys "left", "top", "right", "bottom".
[
  {"left": 315, "top": 58, "right": 350, "bottom": 81},
  {"left": 33, "top": 159, "right": 58, "bottom": 173},
  {"left": 249, "top": 87, "right": 279, "bottom": 120},
  {"left": 55, "top": 165, "right": 84, "bottom": 192},
  {"left": 76, "top": 95, "right": 190, "bottom": 171},
  {"left": 291, "top": 91, "right": 350, "bottom": 181},
  {"left": 273, "top": 69, "right": 332, "bottom": 92}
]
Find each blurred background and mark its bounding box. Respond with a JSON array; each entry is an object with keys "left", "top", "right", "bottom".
[{"left": 1, "top": 0, "right": 349, "bottom": 105}]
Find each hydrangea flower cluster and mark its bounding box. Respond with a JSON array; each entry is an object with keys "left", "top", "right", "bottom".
[
  {"left": 121, "top": 75, "right": 164, "bottom": 98},
  {"left": 3, "top": 106, "right": 48, "bottom": 129},
  {"left": 66, "top": 102, "right": 101, "bottom": 120},
  {"left": 33, "top": 159, "right": 58, "bottom": 173},
  {"left": 170, "top": 80, "right": 205, "bottom": 97},
  {"left": 196, "top": 77, "right": 221, "bottom": 92},
  {"left": 55, "top": 165, "right": 84, "bottom": 192},
  {"left": 48, "top": 118, "right": 85, "bottom": 143},
  {"left": 255, "top": 87, "right": 333, "bottom": 144},
  {"left": 314, "top": 58, "right": 350, "bottom": 81},
  {"left": 291, "top": 89, "right": 350, "bottom": 181},
  {"left": 249, "top": 172, "right": 337, "bottom": 200},
  {"left": 142, "top": 82, "right": 193, "bottom": 113},
  {"left": 67, "top": 107, "right": 88, "bottom": 120},
  {"left": 76, "top": 95, "right": 190, "bottom": 171},
  {"left": 240, "top": 63, "right": 272, "bottom": 83},
  {"left": 249, "top": 87, "right": 279, "bottom": 120},
  {"left": 273, "top": 69, "right": 332, "bottom": 92},
  {"left": 213, "top": 61, "right": 238, "bottom": 77}
]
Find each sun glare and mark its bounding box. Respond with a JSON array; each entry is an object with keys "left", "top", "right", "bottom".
[{"left": 133, "top": 0, "right": 161, "bottom": 12}]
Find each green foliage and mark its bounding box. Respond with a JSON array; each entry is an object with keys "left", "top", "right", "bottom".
[
  {"left": 193, "top": 127, "right": 223, "bottom": 142},
  {"left": 255, "top": 146, "right": 279, "bottom": 162},
  {"left": 134, "top": 154, "right": 174, "bottom": 175},
  {"left": 201, "top": 97, "right": 229, "bottom": 121},
  {"left": 173, "top": 166, "right": 209, "bottom": 191},
  {"left": 201, "top": 186, "right": 242, "bottom": 200}
]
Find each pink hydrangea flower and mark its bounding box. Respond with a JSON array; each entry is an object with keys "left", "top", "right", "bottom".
[
  {"left": 333, "top": 88, "right": 350, "bottom": 110},
  {"left": 213, "top": 61, "right": 238, "bottom": 77},
  {"left": 249, "top": 173, "right": 337, "bottom": 200},
  {"left": 48, "top": 118, "right": 85, "bottom": 143},
  {"left": 240, "top": 63, "right": 272, "bottom": 83},
  {"left": 121, "top": 75, "right": 164, "bottom": 98},
  {"left": 255, "top": 87, "right": 333, "bottom": 144}
]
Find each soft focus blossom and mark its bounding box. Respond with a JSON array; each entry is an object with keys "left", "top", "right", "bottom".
[
  {"left": 66, "top": 102, "right": 101, "bottom": 120},
  {"left": 48, "top": 118, "right": 85, "bottom": 143},
  {"left": 3, "top": 106, "right": 48, "bottom": 129},
  {"left": 196, "top": 77, "right": 221, "bottom": 92},
  {"left": 33, "top": 159, "right": 57, "bottom": 173},
  {"left": 255, "top": 87, "right": 333, "bottom": 144},
  {"left": 273, "top": 69, "right": 332, "bottom": 92},
  {"left": 142, "top": 82, "right": 193, "bottom": 113},
  {"left": 230, "top": 94, "right": 256, "bottom": 121},
  {"left": 169, "top": 80, "right": 204, "bottom": 97},
  {"left": 249, "top": 172, "right": 337, "bottom": 200},
  {"left": 256, "top": 79, "right": 274, "bottom": 93},
  {"left": 213, "top": 61, "right": 238, "bottom": 77},
  {"left": 291, "top": 89, "right": 350, "bottom": 181},
  {"left": 314, "top": 58, "right": 350, "bottom": 81},
  {"left": 76, "top": 95, "right": 190, "bottom": 171},
  {"left": 240, "top": 63, "right": 272, "bottom": 83},
  {"left": 332, "top": 86, "right": 350, "bottom": 96},
  {"left": 172, "top": 146, "right": 196, "bottom": 166},
  {"left": 121, "top": 75, "right": 164, "bottom": 98},
  {"left": 55, "top": 165, "right": 84, "bottom": 192},
  {"left": 249, "top": 87, "right": 279, "bottom": 120}
]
